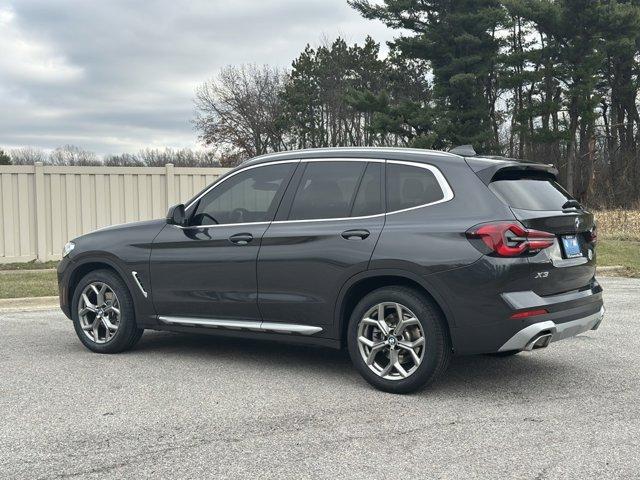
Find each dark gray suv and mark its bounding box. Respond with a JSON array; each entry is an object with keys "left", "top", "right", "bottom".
[{"left": 58, "top": 147, "right": 604, "bottom": 393}]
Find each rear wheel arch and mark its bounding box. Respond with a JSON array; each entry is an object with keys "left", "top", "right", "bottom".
[{"left": 336, "top": 270, "right": 455, "bottom": 349}]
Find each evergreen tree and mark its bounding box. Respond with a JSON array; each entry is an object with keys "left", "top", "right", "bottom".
[
  {"left": 349, "top": 0, "right": 505, "bottom": 153},
  {"left": 0, "top": 149, "right": 11, "bottom": 165}
]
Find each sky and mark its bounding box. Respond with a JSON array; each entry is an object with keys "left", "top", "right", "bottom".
[{"left": 0, "top": 0, "right": 396, "bottom": 156}]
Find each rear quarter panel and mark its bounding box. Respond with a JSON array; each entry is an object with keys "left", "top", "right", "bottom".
[{"left": 370, "top": 158, "right": 532, "bottom": 335}]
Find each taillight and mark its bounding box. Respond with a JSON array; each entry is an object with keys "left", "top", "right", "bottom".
[
  {"left": 466, "top": 221, "right": 555, "bottom": 257},
  {"left": 586, "top": 225, "right": 597, "bottom": 244}
]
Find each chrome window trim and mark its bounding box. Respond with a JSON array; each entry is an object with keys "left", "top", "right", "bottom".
[{"left": 179, "top": 157, "right": 454, "bottom": 229}]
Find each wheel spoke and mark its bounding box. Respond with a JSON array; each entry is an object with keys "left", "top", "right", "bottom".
[
  {"left": 81, "top": 293, "right": 95, "bottom": 310},
  {"left": 394, "top": 361, "right": 409, "bottom": 378},
  {"left": 82, "top": 319, "right": 96, "bottom": 331},
  {"left": 361, "top": 317, "right": 390, "bottom": 336},
  {"left": 398, "top": 342, "right": 421, "bottom": 365},
  {"left": 102, "top": 317, "right": 118, "bottom": 331},
  {"left": 104, "top": 305, "right": 120, "bottom": 316},
  {"left": 365, "top": 343, "right": 386, "bottom": 366},
  {"left": 358, "top": 336, "right": 375, "bottom": 348},
  {"left": 380, "top": 349, "right": 399, "bottom": 377},
  {"left": 399, "top": 337, "right": 424, "bottom": 349},
  {"left": 91, "top": 320, "right": 100, "bottom": 342},
  {"left": 394, "top": 316, "right": 419, "bottom": 336}
]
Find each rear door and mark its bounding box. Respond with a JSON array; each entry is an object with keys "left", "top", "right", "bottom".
[
  {"left": 257, "top": 159, "right": 385, "bottom": 328},
  {"left": 488, "top": 171, "right": 596, "bottom": 295}
]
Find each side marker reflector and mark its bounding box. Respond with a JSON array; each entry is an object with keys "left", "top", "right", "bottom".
[{"left": 510, "top": 309, "right": 549, "bottom": 320}]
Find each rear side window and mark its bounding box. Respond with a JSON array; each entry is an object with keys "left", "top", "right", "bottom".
[
  {"left": 289, "top": 162, "right": 365, "bottom": 220},
  {"left": 489, "top": 177, "right": 573, "bottom": 211},
  {"left": 386, "top": 163, "right": 444, "bottom": 212}
]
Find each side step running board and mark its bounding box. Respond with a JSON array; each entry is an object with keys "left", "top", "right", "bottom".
[{"left": 158, "top": 316, "right": 323, "bottom": 336}]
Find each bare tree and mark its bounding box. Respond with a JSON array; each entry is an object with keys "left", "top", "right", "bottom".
[
  {"left": 9, "top": 147, "right": 48, "bottom": 165},
  {"left": 194, "top": 64, "right": 288, "bottom": 163},
  {"left": 137, "top": 148, "right": 220, "bottom": 167},
  {"left": 49, "top": 145, "right": 101, "bottom": 166},
  {"left": 103, "top": 153, "right": 144, "bottom": 166}
]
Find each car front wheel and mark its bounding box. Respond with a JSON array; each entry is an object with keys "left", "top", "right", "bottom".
[
  {"left": 347, "top": 286, "right": 451, "bottom": 394},
  {"left": 71, "top": 269, "right": 143, "bottom": 353}
]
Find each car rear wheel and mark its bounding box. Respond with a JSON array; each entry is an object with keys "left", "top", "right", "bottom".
[
  {"left": 71, "top": 269, "right": 143, "bottom": 353},
  {"left": 347, "top": 286, "right": 451, "bottom": 394}
]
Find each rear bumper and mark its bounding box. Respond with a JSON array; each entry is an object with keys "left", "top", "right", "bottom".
[
  {"left": 449, "top": 278, "right": 603, "bottom": 355},
  {"left": 499, "top": 305, "right": 605, "bottom": 352}
]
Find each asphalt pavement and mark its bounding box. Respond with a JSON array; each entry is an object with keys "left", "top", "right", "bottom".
[{"left": 1, "top": 276, "right": 639, "bottom": 479}]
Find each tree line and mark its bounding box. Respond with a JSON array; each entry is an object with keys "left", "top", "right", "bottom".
[
  {"left": 194, "top": 0, "right": 640, "bottom": 208},
  {"left": 0, "top": 145, "right": 220, "bottom": 167}
]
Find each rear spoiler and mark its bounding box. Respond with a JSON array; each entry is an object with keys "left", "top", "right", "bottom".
[{"left": 465, "top": 157, "right": 558, "bottom": 185}]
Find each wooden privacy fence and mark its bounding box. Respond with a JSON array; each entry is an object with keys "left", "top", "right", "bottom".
[{"left": 0, "top": 163, "right": 230, "bottom": 263}]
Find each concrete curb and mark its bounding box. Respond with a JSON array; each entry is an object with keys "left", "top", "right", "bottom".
[
  {"left": 597, "top": 265, "right": 628, "bottom": 276},
  {"left": 0, "top": 268, "right": 57, "bottom": 275},
  {"left": 0, "top": 296, "right": 59, "bottom": 313}
]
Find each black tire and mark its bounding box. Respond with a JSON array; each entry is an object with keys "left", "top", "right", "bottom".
[
  {"left": 71, "top": 269, "right": 143, "bottom": 353},
  {"left": 347, "top": 286, "right": 451, "bottom": 394},
  {"left": 486, "top": 350, "right": 521, "bottom": 357}
]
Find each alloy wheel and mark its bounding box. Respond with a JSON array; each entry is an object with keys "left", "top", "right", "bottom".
[
  {"left": 357, "top": 302, "right": 425, "bottom": 381},
  {"left": 78, "top": 282, "right": 121, "bottom": 344}
]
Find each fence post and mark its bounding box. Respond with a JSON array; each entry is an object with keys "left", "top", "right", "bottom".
[
  {"left": 165, "top": 163, "right": 175, "bottom": 207},
  {"left": 34, "top": 162, "right": 48, "bottom": 262}
]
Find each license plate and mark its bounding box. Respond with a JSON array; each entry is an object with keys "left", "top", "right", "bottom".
[{"left": 562, "top": 235, "right": 582, "bottom": 258}]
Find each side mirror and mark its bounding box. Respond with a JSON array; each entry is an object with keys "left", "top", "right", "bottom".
[{"left": 166, "top": 204, "right": 187, "bottom": 226}]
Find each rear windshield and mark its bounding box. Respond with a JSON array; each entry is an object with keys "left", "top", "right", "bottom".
[{"left": 489, "top": 177, "right": 574, "bottom": 211}]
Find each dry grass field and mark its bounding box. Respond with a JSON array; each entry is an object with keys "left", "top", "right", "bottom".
[
  {"left": 595, "top": 210, "right": 640, "bottom": 277},
  {"left": 594, "top": 210, "right": 640, "bottom": 241}
]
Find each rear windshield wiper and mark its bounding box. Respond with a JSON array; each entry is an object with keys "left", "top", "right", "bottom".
[{"left": 562, "top": 199, "right": 583, "bottom": 210}]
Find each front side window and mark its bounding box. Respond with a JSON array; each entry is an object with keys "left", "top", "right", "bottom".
[
  {"left": 288, "top": 161, "right": 365, "bottom": 220},
  {"left": 386, "top": 163, "right": 445, "bottom": 212},
  {"left": 190, "top": 163, "right": 293, "bottom": 225}
]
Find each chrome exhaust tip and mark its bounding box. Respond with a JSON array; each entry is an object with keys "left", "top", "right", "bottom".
[{"left": 524, "top": 332, "right": 553, "bottom": 351}]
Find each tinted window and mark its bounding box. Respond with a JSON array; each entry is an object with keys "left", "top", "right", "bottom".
[
  {"left": 489, "top": 178, "right": 573, "bottom": 211},
  {"left": 191, "top": 163, "right": 293, "bottom": 225},
  {"left": 386, "top": 164, "right": 444, "bottom": 212},
  {"left": 352, "top": 163, "right": 383, "bottom": 217},
  {"left": 289, "top": 162, "right": 365, "bottom": 220}
]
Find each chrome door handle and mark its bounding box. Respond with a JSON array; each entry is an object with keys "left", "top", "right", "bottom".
[
  {"left": 229, "top": 233, "right": 253, "bottom": 245},
  {"left": 341, "top": 229, "right": 370, "bottom": 240}
]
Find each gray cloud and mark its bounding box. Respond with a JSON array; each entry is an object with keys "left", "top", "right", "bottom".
[{"left": 0, "top": 0, "right": 395, "bottom": 155}]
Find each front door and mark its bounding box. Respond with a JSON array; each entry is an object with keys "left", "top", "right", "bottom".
[
  {"left": 150, "top": 161, "right": 297, "bottom": 320},
  {"left": 257, "top": 160, "right": 385, "bottom": 328}
]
